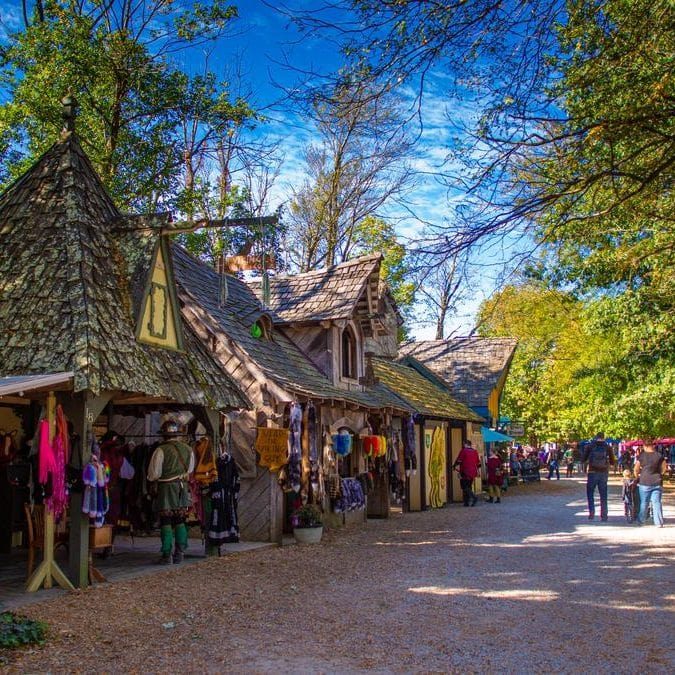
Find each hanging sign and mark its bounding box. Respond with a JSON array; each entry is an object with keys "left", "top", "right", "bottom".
[{"left": 255, "top": 427, "right": 289, "bottom": 471}]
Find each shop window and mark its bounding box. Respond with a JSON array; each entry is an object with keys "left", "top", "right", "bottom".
[{"left": 341, "top": 326, "right": 357, "bottom": 379}]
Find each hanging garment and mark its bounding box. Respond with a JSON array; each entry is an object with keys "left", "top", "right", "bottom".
[
  {"left": 333, "top": 477, "right": 366, "bottom": 513},
  {"left": 37, "top": 419, "right": 56, "bottom": 486},
  {"left": 101, "top": 438, "right": 125, "bottom": 525},
  {"left": 208, "top": 454, "right": 240, "bottom": 546},
  {"left": 288, "top": 403, "right": 302, "bottom": 492},
  {"left": 332, "top": 433, "right": 352, "bottom": 457},
  {"left": 362, "top": 436, "right": 380, "bottom": 457},
  {"left": 45, "top": 406, "right": 70, "bottom": 520},
  {"left": 307, "top": 402, "right": 321, "bottom": 501},
  {"left": 193, "top": 438, "right": 218, "bottom": 486},
  {"left": 82, "top": 455, "right": 111, "bottom": 527}
]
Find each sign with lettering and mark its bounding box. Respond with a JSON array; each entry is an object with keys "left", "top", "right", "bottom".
[{"left": 255, "top": 427, "right": 289, "bottom": 471}]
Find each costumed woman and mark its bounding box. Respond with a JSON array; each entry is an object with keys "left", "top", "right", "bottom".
[{"left": 147, "top": 419, "right": 194, "bottom": 564}]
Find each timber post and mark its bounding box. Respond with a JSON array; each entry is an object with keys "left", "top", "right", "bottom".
[{"left": 61, "top": 391, "right": 112, "bottom": 588}]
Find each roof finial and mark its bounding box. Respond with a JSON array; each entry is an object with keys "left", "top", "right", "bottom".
[{"left": 61, "top": 94, "right": 78, "bottom": 133}]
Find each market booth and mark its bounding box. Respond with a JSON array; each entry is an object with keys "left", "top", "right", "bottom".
[
  {"left": 172, "top": 248, "right": 414, "bottom": 540},
  {"left": 372, "top": 357, "right": 485, "bottom": 508},
  {"left": 0, "top": 101, "right": 249, "bottom": 592}
]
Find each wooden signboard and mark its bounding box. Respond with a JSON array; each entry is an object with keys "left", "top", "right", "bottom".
[{"left": 255, "top": 427, "right": 289, "bottom": 472}]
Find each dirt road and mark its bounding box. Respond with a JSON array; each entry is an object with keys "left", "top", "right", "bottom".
[{"left": 3, "top": 477, "right": 674, "bottom": 673}]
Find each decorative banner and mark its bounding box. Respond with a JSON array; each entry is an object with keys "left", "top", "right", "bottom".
[
  {"left": 255, "top": 427, "right": 289, "bottom": 471},
  {"left": 428, "top": 427, "right": 446, "bottom": 509}
]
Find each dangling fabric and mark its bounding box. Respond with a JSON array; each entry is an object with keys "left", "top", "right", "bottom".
[
  {"left": 208, "top": 454, "right": 240, "bottom": 546},
  {"left": 82, "top": 456, "right": 110, "bottom": 527},
  {"left": 307, "top": 402, "right": 321, "bottom": 500},
  {"left": 404, "top": 415, "right": 416, "bottom": 474},
  {"left": 332, "top": 433, "right": 352, "bottom": 457},
  {"left": 37, "top": 419, "right": 56, "bottom": 486},
  {"left": 193, "top": 438, "right": 218, "bottom": 486},
  {"left": 46, "top": 405, "right": 69, "bottom": 520},
  {"left": 288, "top": 402, "right": 302, "bottom": 492}
]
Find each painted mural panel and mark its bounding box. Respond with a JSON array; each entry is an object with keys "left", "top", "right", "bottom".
[{"left": 427, "top": 425, "right": 447, "bottom": 508}]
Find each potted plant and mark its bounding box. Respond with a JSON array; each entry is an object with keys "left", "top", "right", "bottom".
[{"left": 292, "top": 503, "right": 324, "bottom": 544}]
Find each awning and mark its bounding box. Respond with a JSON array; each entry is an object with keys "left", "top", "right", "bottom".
[
  {"left": 481, "top": 427, "right": 513, "bottom": 443},
  {"left": 0, "top": 372, "right": 74, "bottom": 397}
]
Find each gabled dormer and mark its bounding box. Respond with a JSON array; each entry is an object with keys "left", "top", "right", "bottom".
[
  {"left": 136, "top": 236, "right": 184, "bottom": 351},
  {"left": 245, "top": 255, "right": 398, "bottom": 390}
]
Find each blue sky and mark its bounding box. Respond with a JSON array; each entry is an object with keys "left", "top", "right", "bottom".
[{"left": 0, "top": 0, "right": 522, "bottom": 338}]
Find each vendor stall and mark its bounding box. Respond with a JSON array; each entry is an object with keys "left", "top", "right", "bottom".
[{"left": 0, "top": 100, "right": 249, "bottom": 592}]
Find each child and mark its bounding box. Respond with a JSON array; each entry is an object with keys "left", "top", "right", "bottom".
[{"left": 621, "top": 469, "right": 638, "bottom": 523}]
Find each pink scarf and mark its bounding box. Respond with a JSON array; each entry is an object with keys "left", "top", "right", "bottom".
[{"left": 38, "top": 407, "right": 69, "bottom": 520}]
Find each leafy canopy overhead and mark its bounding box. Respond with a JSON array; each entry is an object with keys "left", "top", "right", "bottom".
[{"left": 0, "top": 0, "right": 250, "bottom": 210}]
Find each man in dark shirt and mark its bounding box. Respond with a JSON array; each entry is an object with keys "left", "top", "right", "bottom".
[{"left": 582, "top": 432, "right": 615, "bottom": 521}]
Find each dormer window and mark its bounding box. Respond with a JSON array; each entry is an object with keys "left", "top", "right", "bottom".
[
  {"left": 341, "top": 325, "right": 357, "bottom": 379},
  {"left": 251, "top": 314, "right": 273, "bottom": 340}
]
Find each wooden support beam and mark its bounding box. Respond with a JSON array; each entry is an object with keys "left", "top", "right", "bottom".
[{"left": 61, "top": 391, "right": 112, "bottom": 589}]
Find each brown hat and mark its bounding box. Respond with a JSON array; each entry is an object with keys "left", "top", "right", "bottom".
[{"left": 160, "top": 419, "right": 180, "bottom": 437}]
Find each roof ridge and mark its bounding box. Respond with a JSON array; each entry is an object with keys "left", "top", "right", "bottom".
[{"left": 263, "top": 253, "right": 382, "bottom": 281}]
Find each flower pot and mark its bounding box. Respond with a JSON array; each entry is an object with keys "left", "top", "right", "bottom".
[{"left": 293, "top": 526, "right": 323, "bottom": 544}]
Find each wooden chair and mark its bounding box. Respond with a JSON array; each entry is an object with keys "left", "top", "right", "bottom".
[{"left": 24, "top": 503, "right": 69, "bottom": 580}]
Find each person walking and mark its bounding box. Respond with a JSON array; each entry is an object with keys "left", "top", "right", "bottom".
[
  {"left": 453, "top": 439, "right": 481, "bottom": 507},
  {"left": 546, "top": 446, "right": 560, "bottom": 480},
  {"left": 485, "top": 448, "right": 503, "bottom": 503},
  {"left": 147, "top": 419, "right": 195, "bottom": 564},
  {"left": 582, "top": 432, "right": 615, "bottom": 521},
  {"left": 563, "top": 446, "right": 575, "bottom": 477},
  {"left": 634, "top": 440, "right": 666, "bottom": 528}
]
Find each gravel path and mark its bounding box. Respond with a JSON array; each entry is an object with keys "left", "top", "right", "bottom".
[{"left": 2, "top": 477, "right": 674, "bottom": 673}]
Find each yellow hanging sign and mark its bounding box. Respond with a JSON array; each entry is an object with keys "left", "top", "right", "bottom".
[{"left": 255, "top": 427, "right": 289, "bottom": 472}]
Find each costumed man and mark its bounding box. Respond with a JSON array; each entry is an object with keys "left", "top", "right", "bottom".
[
  {"left": 453, "top": 439, "right": 481, "bottom": 507},
  {"left": 147, "top": 420, "right": 194, "bottom": 564}
]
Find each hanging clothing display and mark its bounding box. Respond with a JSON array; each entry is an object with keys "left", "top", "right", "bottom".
[
  {"left": 193, "top": 438, "right": 218, "bottom": 486},
  {"left": 82, "top": 454, "right": 111, "bottom": 528},
  {"left": 100, "top": 435, "right": 126, "bottom": 526},
  {"left": 404, "top": 415, "right": 417, "bottom": 475},
  {"left": 307, "top": 402, "right": 322, "bottom": 502},
  {"left": 332, "top": 432, "right": 352, "bottom": 457},
  {"left": 46, "top": 405, "right": 70, "bottom": 520},
  {"left": 288, "top": 402, "right": 302, "bottom": 492},
  {"left": 333, "top": 477, "right": 365, "bottom": 513},
  {"left": 207, "top": 452, "right": 240, "bottom": 547},
  {"left": 37, "top": 419, "right": 56, "bottom": 489}
]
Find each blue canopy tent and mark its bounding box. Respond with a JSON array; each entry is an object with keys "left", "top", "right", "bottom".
[{"left": 482, "top": 427, "right": 514, "bottom": 443}]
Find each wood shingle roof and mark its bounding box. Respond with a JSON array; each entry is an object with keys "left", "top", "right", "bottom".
[
  {"left": 248, "top": 255, "right": 382, "bottom": 327},
  {"left": 399, "top": 338, "right": 518, "bottom": 409},
  {"left": 172, "top": 247, "right": 412, "bottom": 414},
  {"left": 0, "top": 132, "right": 249, "bottom": 410},
  {"left": 373, "top": 357, "right": 484, "bottom": 422}
]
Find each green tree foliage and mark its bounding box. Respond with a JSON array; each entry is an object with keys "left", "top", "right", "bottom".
[
  {"left": 352, "top": 215, "right": 415, "bottom": 338},
  {"left": 479, "top": 281, "right": 675, "bottom": 441},
  {"left": 289, "top": 0, "right": 674, "bottom": 437},
  {"left": 286, "top": 76, "right": 413, "bottom": 271},
  {"left": 0, "top": 0, "right": 250, "bottom": 210}
]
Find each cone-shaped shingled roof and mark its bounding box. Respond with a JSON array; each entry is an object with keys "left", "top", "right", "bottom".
[{"left": 0, "top": 130, "right": 249, "bottom": 410}]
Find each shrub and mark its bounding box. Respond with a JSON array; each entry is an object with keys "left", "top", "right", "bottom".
[
  {"left": 292, "top": 503, "right": 323, "bottom": 528},
  {"left": 0, "top": 612, "right": 48, "bottom": 649}
]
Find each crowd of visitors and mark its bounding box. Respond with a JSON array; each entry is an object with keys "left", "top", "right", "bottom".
[{"left": 479, "top": 434, "right": 671, "bottom": 528}]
